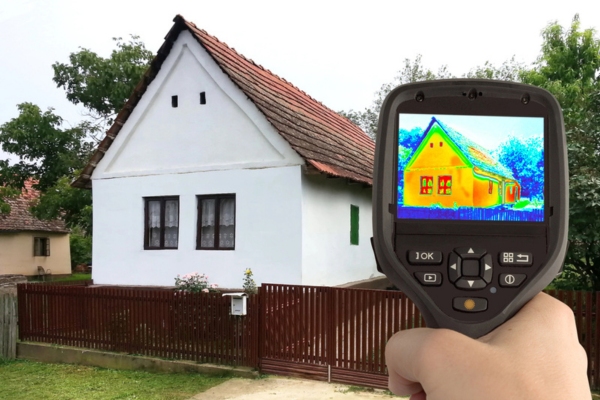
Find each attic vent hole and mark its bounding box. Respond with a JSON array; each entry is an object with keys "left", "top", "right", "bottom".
[
  {"left": 171, "top": 95, "right": 178, "bottom": 108},
  {"left": 200, "top": 92, "right": 206, "bottom": 105}
]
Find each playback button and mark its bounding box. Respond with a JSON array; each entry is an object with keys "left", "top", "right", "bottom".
[{"left": 414, "top": 272, "right": 442, "bottom": 286}]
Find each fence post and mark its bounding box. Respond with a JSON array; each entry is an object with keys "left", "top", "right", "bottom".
[
  {"left": 0, "top": 293, "right": 18, "bottom": 359},
  {"left": 0, "top": 275, "right": 25, "bottom": 360}
]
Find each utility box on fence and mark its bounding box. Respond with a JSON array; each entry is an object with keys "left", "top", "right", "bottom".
[{"left": 222, "top": 293, "right": 247, "bottom": 316}]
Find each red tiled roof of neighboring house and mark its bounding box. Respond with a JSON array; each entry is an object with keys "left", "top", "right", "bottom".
[
  {"left": 72, "top": 15, "right": 375, "bottom": 189},
  {"left": 0, "top": 180, "right": 69, "bottom": 233}
]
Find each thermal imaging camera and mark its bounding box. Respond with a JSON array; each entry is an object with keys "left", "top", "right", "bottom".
[{"left": 372, "top": 80, "right": 568, "bottom": 338}]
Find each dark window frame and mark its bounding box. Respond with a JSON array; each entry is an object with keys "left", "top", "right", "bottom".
[
  {"left": 196, "top": 194, "right": 236, "bottom": 250},
  {"left": 420, "top": 176, "right": 433, "bottom": 195},
  {"left": 33, "top": 237, "right": 50, "bottom": 256},
  {"left": 438, "top": 175, "right": 452, "bottom": 195},
  {"left": 144, "top": 196, "right": 180, "bottom": 250}
]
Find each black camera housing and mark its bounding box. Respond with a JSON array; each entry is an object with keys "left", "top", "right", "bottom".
[{"left": 372, "top": 80, "right": 568, "bottom": 338}]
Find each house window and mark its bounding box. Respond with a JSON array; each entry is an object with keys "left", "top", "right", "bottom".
[
  {"left": 33, "top": 237, "right": 50, "bottom": 256},
  {"left": 438, "top": 176, "right": 452, "bottom": 195},
  {"left": 350, "top": 205, "right": 359, "bottom": 245},
  {"left": 488, "top": 180, "right": 493, "bottom": 194},
  {"left": 197, "top": 194, "right": 236, "bottom": 250},
  {"left": 420, "top": 176, "right": 433, "bottom": 195},
  {"left": 144, "top": 197, "right": 179, "bottom": 249}
]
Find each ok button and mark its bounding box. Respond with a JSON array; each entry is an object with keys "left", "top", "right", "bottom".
[{"left": 408, "top": 250, "right": 442, "bottom": 265}]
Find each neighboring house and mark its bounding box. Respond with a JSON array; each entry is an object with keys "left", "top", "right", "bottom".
[
  {"left": 0, "top": 180, "right": 71, "bottom": 277},
  {"left": 72, "top": 15, "right": 378, "bottom": 288},
  {"left": 404, "top": 117, "right": 521, "bottom": 209}
]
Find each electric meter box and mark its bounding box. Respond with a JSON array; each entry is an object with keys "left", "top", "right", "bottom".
[{"left": 222, "top": 293, "right": 247, "bottom": 316}]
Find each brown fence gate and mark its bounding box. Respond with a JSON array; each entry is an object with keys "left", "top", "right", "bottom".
[{"left": 260, "top": 284, "right": 424, "bottom": 389}]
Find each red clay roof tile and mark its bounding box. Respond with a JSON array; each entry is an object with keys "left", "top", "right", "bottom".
[
  {"left": 0, "top": 180, "right": 69, "bottom": 233},
  {"left": 72, "top": 15, "right": 374, "bottom": 188}
]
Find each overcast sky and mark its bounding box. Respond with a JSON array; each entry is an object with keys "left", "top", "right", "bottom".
[{"left": 1, "top": 0, "right": 599, "bottom": 156}]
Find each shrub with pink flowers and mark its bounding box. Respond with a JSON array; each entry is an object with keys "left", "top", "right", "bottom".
[{"left": 174, "top": 272, "right": 219, "bottom": 293}]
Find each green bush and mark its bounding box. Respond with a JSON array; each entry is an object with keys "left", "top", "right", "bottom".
[{"left": 70, "top": 227, "right": 92, "bottom": 269}]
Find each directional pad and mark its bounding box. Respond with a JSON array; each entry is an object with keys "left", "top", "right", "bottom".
[{"left": 449, "top": 248, "right": 493, "bottom": 290}]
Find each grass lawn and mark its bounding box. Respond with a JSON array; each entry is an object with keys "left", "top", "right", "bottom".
[
  {"left": 0, "top": 358, "right": 229, "bottom": 400},
  {"left": 51, "top": 273, "right": 92, "bottom": 282}
]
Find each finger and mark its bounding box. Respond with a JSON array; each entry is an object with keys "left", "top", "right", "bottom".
[{"left": 386, "top": 327, "right": 485, "bottom": 397}]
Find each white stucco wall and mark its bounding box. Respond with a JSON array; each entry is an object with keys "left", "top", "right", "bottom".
[
  {"left": 92, "top": 166, "right": 303, "bottom": 288},
  {"left": 301, "top": 174, "right": 380, "bottom": 286},
  {"left": 93, "top": 30, "right": 301, "bottom": 181}
]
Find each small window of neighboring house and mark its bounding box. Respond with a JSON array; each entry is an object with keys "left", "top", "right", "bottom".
[
  {"left": 350, "top": 205, "right": 359, "bottom": 245},
  {"left": 420, "top": 176, "right": 433, "bottom": 195},
  {"left": 197, "top": 194, "right": 236, "bottom": 250},
  {"left": 488, "top": 180, "right": 493, "bottom": 194},
  {"left": 145, "top": 197, "right": 179, "bottom": 249},
  {"left": 438, "top": 176, "right": 452, "bottom": 195},
  {"left": 33, "top": 237, "right": 50, "bottom": 256}
]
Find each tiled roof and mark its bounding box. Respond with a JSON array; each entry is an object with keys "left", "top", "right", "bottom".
[
  {"left": 0, "top": 180, "right": 69, "bottom": 233},
  {"left": 425, "top": 117, "right": 515, "bottom": 180},
  {"left": 72, "top": 15, "right": 374, "bottom": 189}
]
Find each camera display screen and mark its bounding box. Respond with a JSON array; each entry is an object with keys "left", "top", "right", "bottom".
[{"left": 397, "top": 113, "right": 545, "bottom": 222}]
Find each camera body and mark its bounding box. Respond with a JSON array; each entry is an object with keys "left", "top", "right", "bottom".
[{"left": 372, "top": 80, "right": 568, "bottom": 338}]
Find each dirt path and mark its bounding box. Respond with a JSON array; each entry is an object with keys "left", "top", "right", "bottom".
[{"left": 189, "top": 376, "right": 404, "bottom": 399}]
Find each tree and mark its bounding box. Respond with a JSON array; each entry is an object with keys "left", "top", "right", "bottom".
[
  {"left": 465, "top": 56, "right": 524, "bottom": 81},
  {"left": 495, "top": 136, "right": 544, "bottom": 201},
  {"left": 339, "top": 55, "right": 454, "bottom": 139},
  {"left": 0, "top": 103, "right": 94, "bottom": 192},
  {"left": 1, "top": 35, "right": 153, "bottom": 268},
  {"left": 521, "top": 16, "right": 600, "bottom": 290},
  {"left": 52, "top": 35, "right": 153, "bottom": 131}
]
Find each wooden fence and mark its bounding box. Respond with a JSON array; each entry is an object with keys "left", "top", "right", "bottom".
[
  {"left": 14, "top": 283, "right": 600, "bottom": 390},
  {"left": 0, "top": 293, "right": 18, "bottom": 359},
  {"left": 546, "top": 290, "right": 600, "bottom": 389},
  {"left": 17, "top": 284, "right": 259, "bottom": 367},
  {"left": 260, "top": 284, "right": 424, "bottom": 388}
]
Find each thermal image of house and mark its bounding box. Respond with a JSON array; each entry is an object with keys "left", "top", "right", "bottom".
[{"left": 403, "top": 117, "right": 520, "bottom": 209}]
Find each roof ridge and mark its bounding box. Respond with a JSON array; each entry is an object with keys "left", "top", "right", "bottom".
[
  {"left": 189, "top": 21, "right": 362, "bottom": 131},
  {"left": 72, "top": 15, "right": 374, "bottom": 188}
]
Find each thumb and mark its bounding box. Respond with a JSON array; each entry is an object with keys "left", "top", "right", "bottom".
[{"left": 385, "top": 327, "right": 485, "bottom": 398}]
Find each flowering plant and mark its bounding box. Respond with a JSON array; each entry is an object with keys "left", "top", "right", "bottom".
[
  {"left": 243, "top": 268, "right": 257, "bottom": 294},
  {"left": 175, "top": 272, "right": 219, "bottom": 293}
]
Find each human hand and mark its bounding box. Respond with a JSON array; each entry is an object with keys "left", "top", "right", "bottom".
[{"left": 385, "top": 293, "right": 591, "bottom": 399}]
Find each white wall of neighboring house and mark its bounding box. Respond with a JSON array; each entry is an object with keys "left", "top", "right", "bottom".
[
  {"left": 301, "top": 174, "right": 380, "bottom": 286},
  {"left": 92, "top": 166, "right": 304, "bottom": 288}
]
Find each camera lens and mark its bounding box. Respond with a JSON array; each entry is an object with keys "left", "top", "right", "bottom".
[
  {"left": 467, "top": 88, "right": 478, "bottom": 100},
  {"left": 521, "top": 94, "right": 530, "bottom": 105},
  {"left": 415, "top": 91, "right": 425, "bottom": 102}
]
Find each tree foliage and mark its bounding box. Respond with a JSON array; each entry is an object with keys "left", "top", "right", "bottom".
[
  {"left": 1, "top": 35, "right": 153, "bottom": 269},
  {"left": 520, "top": 16, "right": 600, "bottom": 290},
  {"left": 340, "top": 55, "right": 454, "bottom": 139},
  {"left": 0, "top": 103, "right": 94, "bottom": 192},
  {"left": 494, "top": 136, "right": 544, "bottom": 201},
  {"left": 52, "top": 36, "right": 153, "bottom": 128}
]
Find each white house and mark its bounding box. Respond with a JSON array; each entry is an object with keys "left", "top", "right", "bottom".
[{"left": 73, "top": 15, "right": 379, "bottom": 288}]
